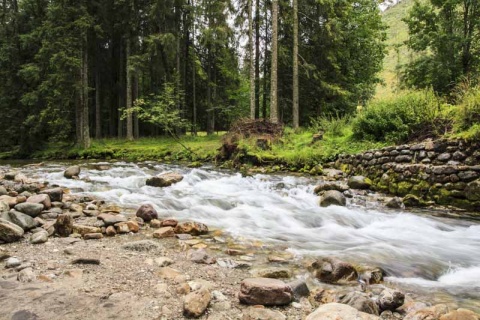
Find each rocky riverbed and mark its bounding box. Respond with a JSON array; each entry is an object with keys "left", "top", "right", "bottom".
[{"left": 0, "top": 162, "right": 479, "bottom": 320}]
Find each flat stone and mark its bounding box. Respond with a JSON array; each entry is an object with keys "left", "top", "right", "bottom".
[
  {"left": 146, "top": 172, "right": 184, "bottom": 187},
  {"left": 30, "top": 230, "right": 49, "bottom": 244},
  {"left": 174, "top": 221, "right": 209, "bottom": 235},
  {"left": 98, "top": 213, "right": 127, "bottom": 226},
  {"left": 153, "top": 226, "right": 175, "bottom": 238},
  {"left": 84, "top": 233, "right": 103, "bottom": 240},
  {"left": 8, "top": 210, "right": 36, "bottom": 230},
  {"left": 73, "top": 224, "right": 101, "bottom": 236},
  {"left": 239, "top": 278, "right": 293, "bottom": 306},
  {"left": 72, "top": 258, "right": 100, "bottom": 265},
  {"left": 158, "top": 267, "right": 183, "bottom": 280},
  {"left": 188, "top": 249, "right": 216, "bottom": 264}
]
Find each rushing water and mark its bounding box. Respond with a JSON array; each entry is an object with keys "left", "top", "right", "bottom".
[{"left": 4, "top": 161, "right": 480, "bottom": 309}]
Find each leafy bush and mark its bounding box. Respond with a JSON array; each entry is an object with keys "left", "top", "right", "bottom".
[
  {"left": 352, "top": 90, "right": 446, "bottom": 142},
  {"left": 310, "top": 114, "right": 351, "bottom": 137},
  {"left": 457, "top": 87, "right": 480, "bottom": 131}
]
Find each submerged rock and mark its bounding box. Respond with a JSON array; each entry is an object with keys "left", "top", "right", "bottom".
[
  {"left": 146, "top": 172, "right": 183, "bottom": 187},
  {"left": 312, "top": 257, "right": 358, "bottom": 284}
]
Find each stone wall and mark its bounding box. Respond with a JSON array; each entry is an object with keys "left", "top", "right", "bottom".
[{"left": 335, "top": 139, "right": 480, "bottom": 211}]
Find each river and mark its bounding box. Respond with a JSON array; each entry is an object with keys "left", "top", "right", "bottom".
[{"left": 4, "top": 161, "right": 480, "bottom": 310}]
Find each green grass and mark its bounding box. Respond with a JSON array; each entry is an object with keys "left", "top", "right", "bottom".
[{"left": 32, "top": 133, "right": 225, "bottom": 162}]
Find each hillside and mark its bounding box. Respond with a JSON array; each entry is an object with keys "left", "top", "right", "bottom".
[{"left": 375, "top": 0, "right": 416, "bottom": 99}]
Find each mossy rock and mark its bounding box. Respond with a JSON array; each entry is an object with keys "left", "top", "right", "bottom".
[
  {"left": 397, "top": 181, "right": 413, "bottom": 195},
  {"left": 403, "top": 194, "right": 427, "bottom": 207}
]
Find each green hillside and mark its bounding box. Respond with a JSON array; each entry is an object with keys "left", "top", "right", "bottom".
[{"left": 375, "top": 0, "right": 417, "bottom": 99}]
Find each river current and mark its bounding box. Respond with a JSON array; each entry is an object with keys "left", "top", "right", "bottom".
[{"left": 5, "top": 161, "right": 480, "bottom": 309}]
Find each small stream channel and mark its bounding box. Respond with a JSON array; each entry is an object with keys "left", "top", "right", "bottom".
[{"left": 3, "top": 160, "right": 480, "bottom": 311}]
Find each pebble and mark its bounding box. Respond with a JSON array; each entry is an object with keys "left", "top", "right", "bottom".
[{"left": 5, "top": 257, "right": 21, "bottom": 269}]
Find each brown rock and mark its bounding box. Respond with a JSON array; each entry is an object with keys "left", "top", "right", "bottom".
[
  {"left": 239, "top": 278, "right": 293, "bottom": 306},
  {"left": 135, "top": 204, "right": 158, "bottom": 222},
  {"left": 243, "top": 307, "right": 286, "bottom": 320},
  {"left": 175, "top": 221, "right": 208, "bottom": 235},
  {"left": 0, "top": 195, "right": 17, "bottom": 208},
  {"left": 161, "top": 218, "right": 178, "bottom": 227},
  {"left": 40, "top": 188, "right": 63, "bottom": 202},
  {"left": 27, "top": 194, "right": 52, "bottom": 210},
  {"left": 153, "top": 226, "right": 175, "bottom": 238},
  {"left": 55, "top": 214, "right": 74, "bottom": 237},
  {"left": 146, "top": 172, "right": 183, "bottom": 188},
  {"left": 183, "top": 287, "right": 211, "bottom": 318},
  {"left": 312, "top": 257, "right": 358, "bottom": 283},
  {"left": 126, "top": 220, "right": 139, "bottom": 233},
  {"left": 73, "top": 224, "right": 101, "bottom": 236},
  {"left": 306, "top": 303, "right": 379, "bottom": 320},
  {"left": 116, "top": 222, "right": 130, "bottom": 234},
  {"left": 105, "top": 226, "right": 116, "bottom": 236},
  {"left": 84, "top": 233, "right": 103, "bottom": 240},
  {"left": 404, "top": 304, "right": 450, "bottom": 320},
  {"left": 150, "top": 219, "right": 162, "bottom": 228}
]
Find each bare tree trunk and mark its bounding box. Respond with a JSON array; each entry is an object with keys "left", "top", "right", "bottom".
[
  {"left": 248, "top": 0, "right": 255, "bottom": 119},
  {"left": 207, "top": 51, "right": 213, "bottom": 135},
  {"left": 254, "top": 0, "right": 260, "bottom": 119},
  {"left": 95, "top": 67, "right": 101, "bottom": 139},
  {"left": 81, "top": 40, "right": 91, "bottom": 148},
  {"left": 292, "top": 0, "right": 299, "bottom": 129},
  {"left": 192, "top": 0, "right": 197, "bottom": 135},
  {"left": 262, "top": 2, "right": 269, "bottom": 120},
  {"left": 118, "top": 41, "right": 124, "bottom": 138},
  {"left": 133, "top": 72, "right": 139, "bottom": 139},
  {"left": 126, "top": 38, "right": 134, "bottom": 141},
  {"left": 270, "top": 0, "right": 279, "bottom": 123}
]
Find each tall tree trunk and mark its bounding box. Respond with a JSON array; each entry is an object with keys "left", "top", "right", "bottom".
[
  {"left": 207, "top": 50, "right": 213, "bottom": 135},
  {"left": 126, "top": 38, "right": 134, "bottom": 141},
  {"left": 270, "top": 0, "right": 279, "bottom": 123},
  {"left": 248, "top": 0, "right": 255, "bottom": 119},
  {"left": 133, "top": 72, "right": 139, "bottom": 138},
  {"left": 118, "top": 41, "right": 124, "bottom": 138},
  {"left": 262, "top": 2, "right": 269, "bottom": 120},
  {"left": 81, "top": 40, "right": 91, "bottom": 148},
  {"left": 192, "top": 0, "right": 197, "bottom": 135},
  {"left": 292, "top": 0, "right": 299, "bottom": 129},
  {"left": 254, "top": 0, "right": 260, "bottom": 119},
  {"left": 95, "top": 65, "right": 101, "bottom": 139}
]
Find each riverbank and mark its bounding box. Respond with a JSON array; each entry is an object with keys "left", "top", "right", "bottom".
[{"left": 1, "top": 162, "right": 480, "bottom": 320}]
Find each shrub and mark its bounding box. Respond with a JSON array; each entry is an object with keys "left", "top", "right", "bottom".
[
  {"left": 310, "top": 114, "right": 351, "bottom": 137},
  {"left": 352, "top": 90, "right": 445, "bottom": 142},
  {"left": 457, "top": 87, "right": 480, "bottom": 131}
]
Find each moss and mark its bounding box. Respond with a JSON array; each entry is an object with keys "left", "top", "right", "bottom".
[{"left": 411, "top": 180, "right": 431, "bottom": 195}]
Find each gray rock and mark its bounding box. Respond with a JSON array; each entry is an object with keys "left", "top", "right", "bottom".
[
  {"left": 55, "top": 214, "right": 74, "bottom": 237},
  {"left": 0, "top": 218, "right": 25, "bottom": 242},
  {"left": 135, "top": 204, "right": 158, "bottom": 222},
  {"left": 0, "top": 200, "right": 9, "bottom": 212},
  {"left": 312, "top": 257, "right": 358, "bottom": 284},
  {"left": 189, "top": 249, "right": 217, "bottom": 264},
  {"left": 377, "top": 288, "right": 405, "bottom": 312},
  {"left": 17, "top": 267, "right": 36, "bottom": 283},
  {"left": 314, "top": 182, "right": 349, "bottom": 194},
  {"left": 348, "top": 176, "right": 372, "bottom": 189},
  {"left": 5, "top": 257, "right": 21, "bottom": 268},
  {"left": 306, "top": 303, "right": 379, "bottom": 320},
  {"left": 437, "top": 153, "right": 451, "bottom": 162},
  {"left": 40, "top": 188, "right": 63, "bottom": 202},
  {"left": 183, "top": 287, "right": 211, "bottom": 318},
  {"left": 0, "top": 186, "right": 7, "bottom": 196},
  {"left": 14, "top": 202, "right": 44, "bottom": 217},
  {"left": 8, "top": 210, "right": 36, "bottom": 230},
  {"left": 146, "top": 172, "right": 183, "bottom": 187},
  {"left": 122, "top": 240, "right": 160, "bottom": 252},
  {"left": 30, "top": 230, "right": 49, "bottom": 244},
  {"left": 64, "top": 166, "right": 81, "bottom": 179},
  {"left": 340, "top": 291, "right": 379, "bottom": 315},
  {"left": 97, "top": 213, "right": 127, "bottom": 226},
  {"left": 459, "top": 171, "right": 480, "bottom": 182},
  {"left": 287, "top": 279, "right": 310, "bottom": 300},
  {"left": 11, "top": 310, "right": 40, "bottom": 320},
  {"left": 239, "top": 278, "right": 293, "bottom": 306},
  {"left": 320, "top": 190, "right": 346, "bottom": 207},
  {"left": 395, "top": 155, "right": 413, "bottom": 163},
  {"left": 242, "top": 307, "right": 286, "bottom": 320}
]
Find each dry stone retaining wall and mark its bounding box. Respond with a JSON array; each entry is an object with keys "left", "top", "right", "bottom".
[{"left": 335, "top": 139, "right": 480, "bottom": 211}]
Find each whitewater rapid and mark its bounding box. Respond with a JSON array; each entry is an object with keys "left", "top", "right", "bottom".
[{"left": 18, "top": 161, "right": 480, "bottom": 297}]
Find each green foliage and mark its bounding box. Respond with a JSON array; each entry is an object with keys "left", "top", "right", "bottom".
[
  {"left": 456, "top": 87, "right": 480, "bottom": 131},
  {"left": 310, "top": 114, "right": 351, "bottom": 137},
  {"left": 352, "top": 90, "right": 447, "bottom": 142}
]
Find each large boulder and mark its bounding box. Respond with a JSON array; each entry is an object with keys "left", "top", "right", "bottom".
[
  {"left": 64, "top": 166, "right": 81, "bottom": 179},
  {"left": 40, "top": 188, "right": 64, "bottom": 202},
  {"left": 314, "top": 182, "right": 349, "bottom": 194},
  {"left": 174, "top": 221, "right": 208, "bottom": 236},
  {"left": 14, "top": 202, "right": 44, "bottom": 217},
  {"left": 377, "top": 288, "right": 405, "bottom": 312},
  {"left": 312, "top": 257, "right": 358, "bottom": 284},
  {"left": 26, "top": 194, "right": 51, "bottom": 210},
  {"left": 0, "top": 218, "right": 24, "bottom": 243},
  {"left": 183, "top": 287, "right": 211, "bottom": 318},
  {"left": 8, "top": 210, "right": 36, "bottom": 230},
  {"left": 339, "top": 291, "right": 379, "bottom": 315},
  {"left": 319, "top": 190, "right": 347, "bottom": 207},
  {"left": 146, "top": 172, "right": 183, "bottom": 187},
  {"left": 135, "top": 204, "right": 158, "bottom": 222},
  {"left": 348, "top": 176, "right": 372, "bottom": 190},
  {"left": 465, "top": 179, "right": 480, "bottom": 201},
  {"left": 238, "top": 278, "right": 293, "bottom": 306},
  {"left": 306, "top": 303, "right": 379, "bottom": 320}
]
